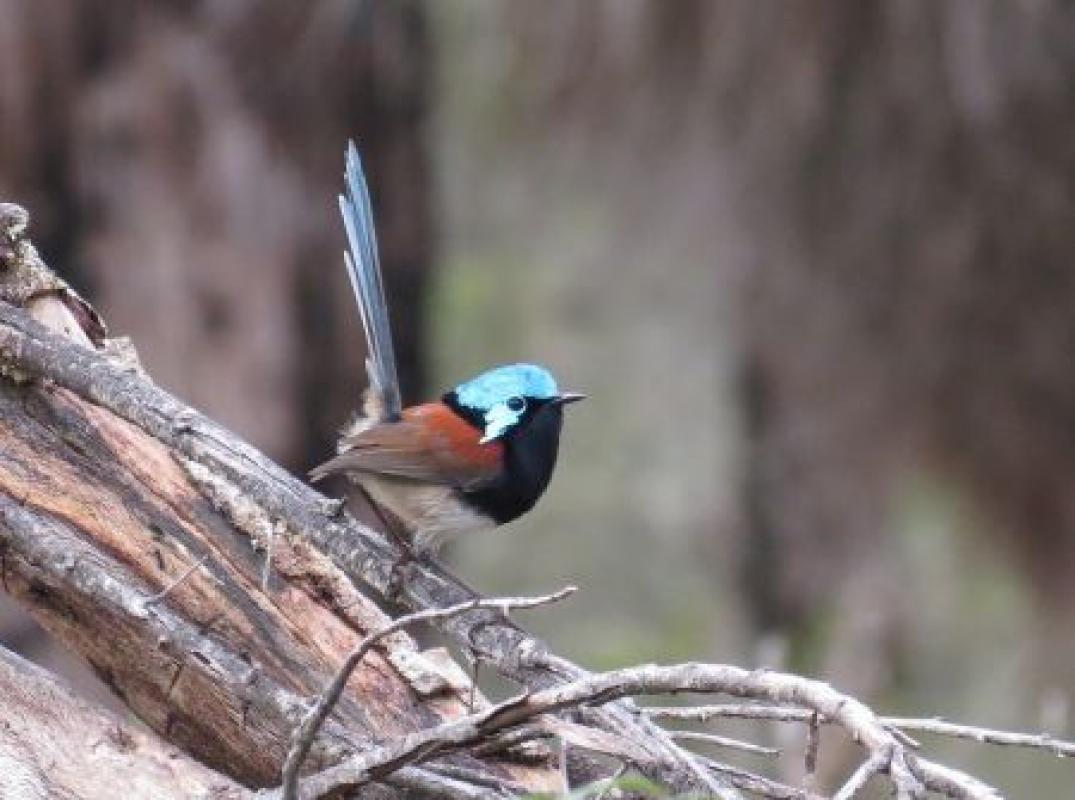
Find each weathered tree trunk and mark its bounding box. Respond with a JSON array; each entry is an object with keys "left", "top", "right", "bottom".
[
  {"left": 0, "top": 645, "right": 248, "bottom": 800},
  {"left": 0, "top": 0, "right": 433, "bottom": 472}
]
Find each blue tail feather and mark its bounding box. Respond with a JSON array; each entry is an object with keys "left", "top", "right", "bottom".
[{"left": 340, "top": 140, "right": 402, "bottom": 420}]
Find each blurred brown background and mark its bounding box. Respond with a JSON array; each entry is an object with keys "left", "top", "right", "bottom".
[{"left": 1, "top": 1, "right": 1073, "bottom": 795}]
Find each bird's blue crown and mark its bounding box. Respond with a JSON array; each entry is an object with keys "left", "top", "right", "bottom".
[
  {"left": 453, "top": 364, "right": 560, "bottom": 443},
  {"left": 454, "top": 363, "right": 559, "bottom": 411}
]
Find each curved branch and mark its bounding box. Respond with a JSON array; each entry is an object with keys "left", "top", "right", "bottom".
[{"left": 289, "top": 663, "right": 1008, "bottom": 800}]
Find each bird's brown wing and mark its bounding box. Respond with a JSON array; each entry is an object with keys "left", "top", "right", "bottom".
[{"left": 309, "top": 402, "right": 504, "bottom": 489}]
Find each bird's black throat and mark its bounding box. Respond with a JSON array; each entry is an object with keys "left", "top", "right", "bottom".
[{"left": 442, "top": 392, "right": 565, "bottom": 525}]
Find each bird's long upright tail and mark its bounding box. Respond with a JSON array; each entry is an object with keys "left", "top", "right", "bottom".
[{"left": 339, "top": 140, "right": 402, "bottom": 421}]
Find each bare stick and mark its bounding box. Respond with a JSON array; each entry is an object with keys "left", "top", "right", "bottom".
[
  {"left": 832, "top": 751, "right": 888, "bottom": 800},
  {"left": 885, "top": 717, "right": 1075, "bottom": 758},
  {"left": 421, "top": 762, "right": 528, "bottom": 796},
  {"left": 670, "top": 730, "right": 780, "bottom": 757},
  {"left": 647, "top": 705, "right": 1074, "bottom": 758},
  {"left": 705, "top": 759, "right": 826, "bottom": 800},
  {"left": 142, "top": 553, "right": 211, "bottom": 608},
  {"left": 592, "top": 762, "right": 628, "bottom": 800},
  {"left": 914, "top": 756, "right": 1004, "bottom": 799},
  {"left": 469, "top": 723, "right": 549, "bottom": 758},
  {"left": 804, "top": 711, "right": 820, "bottom": 784},
  {"left": 647, "top": 703, "right": 819, "bottom": 723},
  {"left": 278, "top": 587, "right": 576, "bottom": 800}
]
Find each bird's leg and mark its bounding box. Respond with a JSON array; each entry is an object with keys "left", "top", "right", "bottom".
[
  {"left": 386, "top": 549, "right": 416, "bottom": 601},
  {"left": 353, "top": 485, "right": 417, "bottom": 601},
  {"left": 375, "top": 511, "right": 417, "bottom": 601}
]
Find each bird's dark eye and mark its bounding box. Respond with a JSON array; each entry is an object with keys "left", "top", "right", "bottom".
[{"left": 506, "top": 396, "right": 526, "bottom": 412}]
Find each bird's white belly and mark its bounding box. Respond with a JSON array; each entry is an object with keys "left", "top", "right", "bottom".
[{"left": 358, "top": 475, "right": 495, "bottom": 555}]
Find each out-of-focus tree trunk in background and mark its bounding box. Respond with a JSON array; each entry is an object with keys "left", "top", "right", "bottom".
[
  {"left": 0, "top": 0, "right": 432, "bottom": 469},
  {"left": 0, "top": 0, "right": 431, "bottom": 696},
  {"left": 492, "top": 0, "right": 1075, "bottom": 697}
]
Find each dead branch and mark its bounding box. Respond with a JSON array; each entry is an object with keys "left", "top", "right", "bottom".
[
  {"left": 705, "top": 759, "right": 827, "bottom": 800},
  {"left": 279, "top": 663, "right": 1011, "bottom": 800},
  {"left": 831, "top": 752, "right": 888, "bottom": 800},
  {"left": 668, "top": 730, "right": 780, "bottom": 757},
  {"left": 885, "top": 717, "right": 1075, "bottom": 758},
  {"left": 647, "top": 705, "right": 1075, "bottom": 758}
]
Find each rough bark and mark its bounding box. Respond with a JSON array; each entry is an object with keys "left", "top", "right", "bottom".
[{"left": 0, "top": 644, "right": 247, "bottom": 800}]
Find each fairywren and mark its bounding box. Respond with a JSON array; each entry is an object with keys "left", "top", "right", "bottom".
[{"left": 310, "top": 142, "right": 583, "bottom": 556}]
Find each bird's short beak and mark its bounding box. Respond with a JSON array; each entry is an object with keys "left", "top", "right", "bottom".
[{"left": 555, "top": 392, "right": 586, "bottom": 406}]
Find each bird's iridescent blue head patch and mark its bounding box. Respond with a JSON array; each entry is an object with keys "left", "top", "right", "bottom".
[{"left": 453, "top": 363, "right": 560, "bottom": 443}]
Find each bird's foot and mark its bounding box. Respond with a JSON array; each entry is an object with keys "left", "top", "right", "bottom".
[
  {"left": 385, "top": 544, "right": 433, "bottom": 602},
  {"left": 386, "top": 553, "right": 413, "bottom": 601}
]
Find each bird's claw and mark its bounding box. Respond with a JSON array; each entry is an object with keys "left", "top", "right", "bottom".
[{"left": 385, "top": 545, "right": 428, "bottom": 601}]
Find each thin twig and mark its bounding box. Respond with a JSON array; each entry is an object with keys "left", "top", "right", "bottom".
[
  {"left": 885, "top": 717, "right": 1075, "bottom": 758},
  {"left": 388, "top": 765, "right": 513, "bottom": 799},
  {"left": 467, "top": 656, "right": 481, "bottom": 713},
  {"left": 804, "top": 711, "right": 820, "bottom": 785},
  {"left": 421, "top": 762, "right": 527, "bottom": 796},
  {"left": 832, "top": 751, "right": 889, "bottom": 800},
  {"left": 670, "top": 730, "right": 780, "bottom": 757},
  {"left": 469, "top": 723, "right": 550, "bottom": 758},
  {"left": 647, "top": 704, "right": 819, "bottom": 723},
  {"left": 704, "top": 758, "right": 826, "bottom": 800},
  {"left": 913, "top": 756, "right": 1004, "bottom": 799},
  {"left": 278, "top": 587, "right": 576, "bottom": 800},
  {"left": 647, "top": 704, "right": 1074, "bottom": 758},
  {"left": 592, "top": 762, "right": 629, "bottom": 800},
  {"left": 142, "top": 553, "right": 210, "bottom": 608}
]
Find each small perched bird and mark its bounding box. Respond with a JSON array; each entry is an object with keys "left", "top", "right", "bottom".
[{"left": 310, "top": 142, "right": 583, "bottom": 557}]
